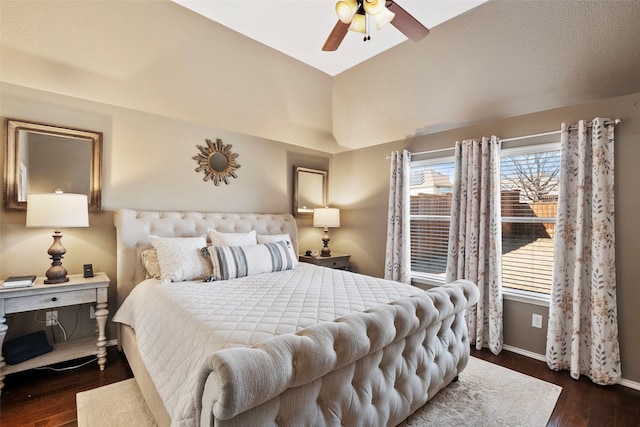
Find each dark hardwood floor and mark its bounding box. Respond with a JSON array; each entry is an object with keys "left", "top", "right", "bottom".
[
  {"left": 470, "top": 348, "right": 640, "bottom": 427},
  {"left": 0, "top": 346, "right": 132, "bottom": 427},
  {"left": 1, "top": 346, "right": 639, "bottom": 426}
]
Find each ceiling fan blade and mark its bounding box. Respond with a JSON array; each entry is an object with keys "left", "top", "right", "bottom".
[
  {"left": 386, "top": 1, "right": 430, "bottom": 42},
  {"left": 322, "top": 20, "right": 349, "bottom": 51}
]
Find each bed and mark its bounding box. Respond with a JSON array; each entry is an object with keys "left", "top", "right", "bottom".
[{"left": 112, "top": 208, "right": 479, "bottom": 426}]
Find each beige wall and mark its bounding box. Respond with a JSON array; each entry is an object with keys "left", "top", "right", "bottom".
[
  {"left": 333, "top": 0, "right": 640, "bottom": 150},
  {"left": 0, "top": 83, "right": 330, "bottom": 342},
  {"left": 331, "top": 92, "right": 640, "bottom": 383},
  {"left": 0, "top": 0, "right": 339, "bottom": 153}
]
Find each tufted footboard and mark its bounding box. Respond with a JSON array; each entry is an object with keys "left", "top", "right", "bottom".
[{"left": 196, "top": 280, "right": 479, "bottom": 426}]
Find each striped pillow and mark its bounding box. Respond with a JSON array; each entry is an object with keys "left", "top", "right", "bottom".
[{"left": 207, "top": 241, "right": 298, "bottom": 281}]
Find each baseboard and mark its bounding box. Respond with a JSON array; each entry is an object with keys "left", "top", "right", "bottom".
[
  {"left": 619, "top": 378, "right": 640, "bottom": 391},
  {"left": 502, "top": 344, "right": 546, "bottom": 362},
  {"left": 502, "top": 344, "right": 640, "bottom": 391},
  {"left": 107, "top": 339, "right": 118, "bottom": 347}
]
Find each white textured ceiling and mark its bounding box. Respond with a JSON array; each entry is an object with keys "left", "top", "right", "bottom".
[{"left": 172, "top": 0, "right": 488, "bottom": 76}]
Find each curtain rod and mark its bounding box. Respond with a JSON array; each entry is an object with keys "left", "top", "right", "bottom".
[
  {"left": 398, "top": 118, "right": 621, "bottom": 159},
  {"left": 501, "top": 118, "right": 621, "bottom": 143}
]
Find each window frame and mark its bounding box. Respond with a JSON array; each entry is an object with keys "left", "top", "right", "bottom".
[
  {"left": 409, "top": 142, "right": 562, "bottom": 307},
  {"left": 409, "top": 155, "right": 455, "bottom": 285}
]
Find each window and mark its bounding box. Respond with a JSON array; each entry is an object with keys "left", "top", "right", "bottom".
[
  {"left": 500, "top": 144, "right": 560, "bottom": 294},
  {"left": 409, "top": 143, "right": 561, "bottom": 296},
  {"left": 409, "top": 158, "right": 455, "bottom": 281}
]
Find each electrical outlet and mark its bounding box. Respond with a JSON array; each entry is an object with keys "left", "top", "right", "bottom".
[
  {"left": 46, "top": 310, "right": 58, "bottom": 326},
  {"left": 532, "top": 313, "right": 543, "bottom": 329},
  {"left": 89, "top": 306, "right": 96, "bottom": 319}
]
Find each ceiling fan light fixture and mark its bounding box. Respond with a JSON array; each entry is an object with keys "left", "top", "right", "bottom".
[
  {"left": 348, "top": 13, "right": 366, "bottom": 33},
  {"left": 363, "top": 0, "right": 385, "bottom": 16},
  {"left": 324, "top": 0, "right": 429, "bottom": 51},
  {"left": 335, "top": 0, "right": 358, "bottom": 24},
  {"left": 374, "top": 7, "right": 395, "bottom": 30}
]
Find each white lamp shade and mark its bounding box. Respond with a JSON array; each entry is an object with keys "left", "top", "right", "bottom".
[
  {"left": 313, "top": 208, "right": 340, "bottom": 228},
  {"left": 26, "top": 193, "right": 89, "bottom": 228},
  {"left": 363, "top": 0, "right": 385, "bottom": 16},
  {"left": 336, "top": 0, "right": 356, "bottom": 23},
  {"left": 374, "top": 7, "right": 395, "bottom": 29},
  {"left": 348, "top": 13, "right": 366, "bottom": 33}
]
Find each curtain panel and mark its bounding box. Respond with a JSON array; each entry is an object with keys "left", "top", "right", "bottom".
[
  {"left": 446, "top": 136, "right": 503, "bottom": 355},
  {"left": 385, "top": 150, "right": 411, "bottom": 283},
  {"left": 546, "top": 118, "right": 621, "bottom": 385}
]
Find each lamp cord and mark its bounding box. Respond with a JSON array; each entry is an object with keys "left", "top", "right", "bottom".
[{"left": 35, "top": 356, "right": 98, "bottom": 372}]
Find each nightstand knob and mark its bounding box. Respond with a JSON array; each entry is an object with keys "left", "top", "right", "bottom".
[{"left": 51, "top": 297, "right": 58, "bottom": 302}]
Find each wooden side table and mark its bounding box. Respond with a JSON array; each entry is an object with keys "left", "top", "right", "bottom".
[
  {"left": 0, "top": 272, "right": 110, "bottom": 394},
  {"left": 299, "top": 253, "right": 350, "bottom": 270}
]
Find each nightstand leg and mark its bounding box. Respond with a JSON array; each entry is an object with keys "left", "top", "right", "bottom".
[
  {"left": 0, "top": 313, "right": 7, "bottom": 394},
  {"left": 95, "top": 302, "right": 108, "bottom": 371}
]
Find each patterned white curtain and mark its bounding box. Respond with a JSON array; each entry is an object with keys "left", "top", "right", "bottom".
[
  {"left": 446, "top": 137, "right": 503, "bottom": 355},
  {"left": 546, "top": 118, "right": 620, "bottom": 385},
  {"left": 385, "top": 150, "right": 411, "bottom": 283}
]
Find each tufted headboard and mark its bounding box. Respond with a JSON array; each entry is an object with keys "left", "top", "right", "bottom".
[{"left": 113, "top": 209, "right": 298, "bottom": 307}]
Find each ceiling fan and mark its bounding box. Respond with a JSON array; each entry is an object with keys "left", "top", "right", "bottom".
[{"left": 322, "top": 0, "right": 430, "bottom": 51}]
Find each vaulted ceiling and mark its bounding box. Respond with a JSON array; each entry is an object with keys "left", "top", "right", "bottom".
[{"left": 2, "top": 1, "right": 640, "bottom": 153}]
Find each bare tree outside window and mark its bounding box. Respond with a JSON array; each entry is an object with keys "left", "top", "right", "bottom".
[{"left": 501, "top": 152, "right": 561, "bottom": 202}]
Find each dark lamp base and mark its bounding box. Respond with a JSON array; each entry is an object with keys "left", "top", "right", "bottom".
[
  {"left": 44, "top": 276, "right": 70, "bottom": 285},
  {"left": 44, "top": 231, "right": 69, "bottom": 284},
  {"left": 321, "top": 227, "right": 331, "bottom": 257}
]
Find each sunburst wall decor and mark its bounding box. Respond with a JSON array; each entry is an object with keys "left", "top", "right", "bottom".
[{"left": 193, "top": 138, "right": 240, "bottom": 186}]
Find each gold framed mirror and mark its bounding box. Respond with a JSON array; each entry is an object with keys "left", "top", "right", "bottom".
[
  {"left": 3, "top": 118, "right": 103, "bottom": 212},
  {"left": 193, "top": 138, "right": 241, "bottom": 186},
  {"left": 293, "top": 166, "right": 328, "bottom": 218}
]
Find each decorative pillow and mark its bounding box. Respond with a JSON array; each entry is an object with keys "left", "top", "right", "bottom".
[
  {"left": 208, "top": 229, "right": 257, "bottom": 247},
  {"left": 207, "top": 241, "right": 298, "bottom": 281},
  {"left": 149, "top": 235, "right": 212, "bottom": 283},
  {"left": 141, "top": 248, "right": 161, "bottom": 279},
  {"left": 256, "top": 234, "right": 297, "bottom": 260},
  {"left": 257, "top": 233, "right": 292, "bottom": 245}
]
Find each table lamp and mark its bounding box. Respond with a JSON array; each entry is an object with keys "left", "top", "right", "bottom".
[
  {"left": 26, "top": 191, "right": 89, "bottom": 284},
  {"left": 313, "top": 207, "right": 340, "bottom": 257}
]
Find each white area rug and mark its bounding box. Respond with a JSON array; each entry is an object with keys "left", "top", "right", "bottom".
[
  {"left": 77, "top": 378, "right": 157, "bottom": 427},
  {"left": 77, "top": 357, "right": 561, "bottom": 427},
  {"left": 400, "top": 356, "right": 562, "bottom": 426}
]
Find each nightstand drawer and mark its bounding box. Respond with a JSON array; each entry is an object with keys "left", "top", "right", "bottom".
[
  {"left": 318, "top": 258, "right": 349, "bottom": 269},
  {"left": 299, "top": 253, "right": 350, "bottom": 270},
  {"left": 5, "top": 288, "right": 96, "bottom": 313}
]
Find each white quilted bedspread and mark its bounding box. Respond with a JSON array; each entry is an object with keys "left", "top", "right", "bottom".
[{"left": 113, "top": 263, "right": 421, "bottom": 426}]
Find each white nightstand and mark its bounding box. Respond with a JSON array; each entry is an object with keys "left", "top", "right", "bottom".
[{"left": 0, "top": 272, "right": 110, "bottom": 394}]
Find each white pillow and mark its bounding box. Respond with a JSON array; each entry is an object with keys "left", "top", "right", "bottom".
[
  {"left": 149, "top": 235, "right": 212, "bottom": 283},
  {"left": 207, "top": 241, "right": 298, "bottom": 281},
  {"left": 208, "top": 229, "right": 257, "bottom": 246}
]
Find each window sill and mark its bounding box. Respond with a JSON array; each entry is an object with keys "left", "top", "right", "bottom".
[{"left": 411, "top": 273, "right": 550, "bottom": 307}]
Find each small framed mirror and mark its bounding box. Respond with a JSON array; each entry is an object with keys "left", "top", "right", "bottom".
[
  {"left": 193, "top": 138, "right": 241, "bottom": 186},
  {"left": 3, "top": 118, "right": 103, "bottom": 212},
  {"left": 293, "top": 166, "right": 327, "bottom": 218}
]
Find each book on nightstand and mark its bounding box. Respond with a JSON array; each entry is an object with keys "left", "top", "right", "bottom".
[{"left": 2, "top": 275, "right": 37, "bottom": 288}]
